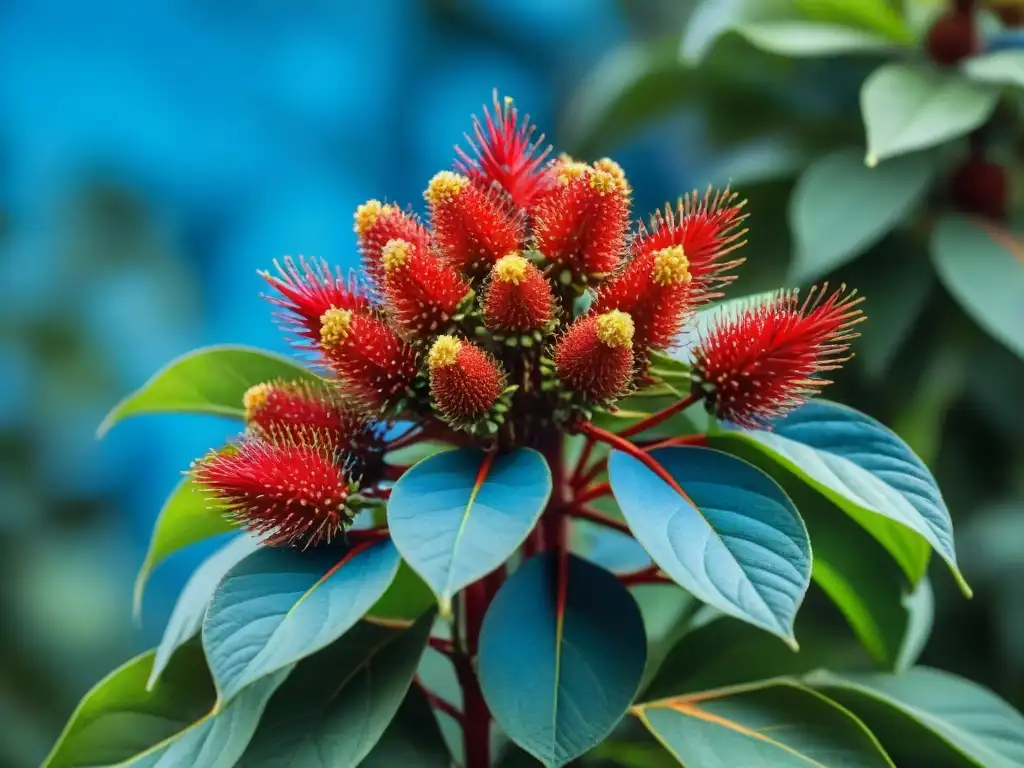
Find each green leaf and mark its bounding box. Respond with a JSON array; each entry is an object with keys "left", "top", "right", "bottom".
[
  {"left": 113, "top": 669, "right": 291, "bottom": 768},
  {"left": 680, "top": 0, "right": 795, "bottom": 63},
  {"left": 930, "top": 214, "right": 1024, "bottom": 361},
  {"left": 133, "top": 473, "right": 237, "bottom": 620},
  {"left": 794, "top": 0, "right": 913, "bottom": 42},
  {"left": 710, "top": 400, "right": 968, "bottom": 595},
  {"left": 43, "top": 642, "right": 214, "bottom": 768},
  {"left": 861, "top": 64, "right": 998, "bottom": 166},
  {"left": 367, "top": 559, "right": 436, "bottom": 622},
  {"left": 809, "top": 668, "right": 1024, "bottom": 768},
  {"left": 203, "top": 540, "right": 401, "bottom": 704},
  {"left": 964, "top": 50, "right": 1024, "bottom": 89},
  {"left": 388, "top": 447, "right": 551, "bottom": 614},
  {"left": 609, "top": 447, "right": 811, "bottom": 645},
  {"left": 895, "top": 577, "right": 934, "bottom": 673},
  {"left": 99, "top": 345, "right": 317, "bottom": 436},
  {"left": 636, "top": 679, "right": 895, "bottom": 767},
  {"left": 738, "top": 21, "right": 895, "bottom": 57},
  {"left": 238, "top": 613, "right": 434, "bottom": 767},
  {"left": 361, "top": 688, "right": 451, "bottom": 767},
  {"left": 790, "top": 149, "right": 936, "bottom": 282},
  {"left": 149, "top": 536, "right": 259, "bottom": 689},
  {"left": 478, "top": 553, "right": 647, "bottom": 767}
]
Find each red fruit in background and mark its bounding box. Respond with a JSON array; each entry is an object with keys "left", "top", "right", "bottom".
[
  {"left": 926, "top": 10, "right": 979, "bottom": 66},
  {"left": 950, "top": 155, "right": 1008, "bottom": 219}
]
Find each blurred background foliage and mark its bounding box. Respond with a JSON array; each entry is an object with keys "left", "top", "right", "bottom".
[{"left": 2, "top": 0, "right": 1023, "bottom": 765}]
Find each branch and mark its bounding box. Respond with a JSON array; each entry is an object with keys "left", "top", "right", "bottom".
[
  {"left": 620, "top": 564, "right": 672, "bottom": 586},
  {"left": 642, "top": 434, "right": 708, "bottom": 452},
  {"left": 415, "top": 678, "right": 464, "bottom": 723},
  {"left": 568, "top": 504, "right": 631, "bottom": 536},
  {"left": 573, "top": 481, "right": 611, "bottom": 506},
  {"left": 618, "top": 393, "right": 701, "bottom": 439}
]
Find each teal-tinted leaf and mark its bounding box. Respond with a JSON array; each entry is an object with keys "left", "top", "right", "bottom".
[
  {"left": 361, "top": 688, "right": 451, "bottom": 767},
  {"left": 861, "top": 64, "right": 998, "bottom": 166},
  {"left": 43, "top": 642, "right": 214, "bottom": 768},
  {"left": 964, "top": 50, "right": 1024, "bottom": 88},
  {"left": 99, "top": 345, "right": 317, "bottom": 436},
  {"left": 931, "top": 214, "right": 1024, "bottom": 360},
  {"left": 133, "top": 474, "right": 236, "bottom": 619},
  {"left": 738, "top": 21, "right": 895, "bottom": 57},
  {"left": 388, "top": 447, "right": 551, "bottom": 614},
  {"left": 479, "top": 553, "right": 647, "bottom": 767},
  {"left": 239, "top": 613, "right": 433, "bottom": 767},
  {"left": 636, "top": 679, "right": 895, "bottom": 767},
  {"left": 608, "top": 447, "right": 811, "bottom": 645},
  {"left": 790, "top": 149, "right": 936, "bottom": 282},
  {"left": 809, "top": 668, "right": 1024, "bottom": 768},
  {"left": 710, "top": 400, "right": 968, "bottom": 594},
  {"left": 113, "top": 669, "right": 290, "bottom": 768},
  {"left": 203, "top": 540, "right": 400, "bottom": 704},
  {"left": 149, "top": 536, "right": 260, "bottom": 689}
]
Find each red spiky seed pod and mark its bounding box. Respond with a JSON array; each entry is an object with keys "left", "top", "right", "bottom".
[
  {"left": 193, "top": 435, "right": 354, "bottom": 547},
  {"left": 242, "top": 380, "right": 378, "bottom": 456},
  {"left": 482, "top": 252, "right": 556, "bottom": 334},
  {"left": 554, "top": 310, "right": 635, "bottom": 402},
  {"left": 354, "top": 199, "right": 431, "bottom": 285},
  {"left": 691, "top": 285, "right": 865, "bottom": 429},
  {"left": 455, "top": 92, "right": 556, "bottom": 210},
  {"left": 592, "top": 244, "right": 694, "bottom": 356},
  {"left": 425, "top": 171, "right": 524, "bottom": 279},
  {"left": 631, "top": 188, "right": 747, "bottom": 306},
  {"left": 427, "top": 335, "right": 506, "bottom": 423},
  {"left": 261, "top": 256, "right": 370, "bottom": 347},
  {"left": 533, "top": 165, "right": 630, "bottom": 284},
  {"left": 380, "top": 238, "right": 471, "bottom": 337},
  {"left": 319, "top": 308, "right": 419, "bottom": 409}
]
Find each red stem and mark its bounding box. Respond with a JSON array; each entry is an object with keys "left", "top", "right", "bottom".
[
  {"left": 570, "top": 437, "right": 597, "bottom": 487},
  {"left": 568, "top": 504, "right": 631, "bottom": 536},
  {"left": 618, "top": 393, "right": 701, "bottom": 439},
  {"left": 458, "top": 580, "right": 493, "bottom": 767},
  {"left": 619, "top": 564, "right": 671, "bottom": 586},
  {"left": 573, "top": 481, "right": 611, "bottom": 506},
  {"left": 573, "top": 458, "right": 607, "bottom": 490},
  {"left": 415, "top": 678, "right": 464, "bottom": 723},
  {"left": 345, "top": 527, "right": 390, "bottom": 545},
  {"left": 642, "top": 434, "right": 708, "bottom": 453},
  {"left": 429, "top": 637, "right": 455, "bottom": 655}
]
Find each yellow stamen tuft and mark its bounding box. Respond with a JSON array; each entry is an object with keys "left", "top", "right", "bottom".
[
  {"left": 596, "top": 310, "right": 634, "bottom": 349},
  {"left": 425, "top": 171, "right": 469, "bottom": 205},
  {"left": 557, "top": 152, "right": 576, "bottom": 164},
  {"left": 589, "top": 169, "right": 617, "bottom": 195},
  {"left": 652, "top": 245, "right": 692, "bottom": 286},
  {"left": 381, "top": 238, "right": 412, "bottom": 274},
  {"left": 493, "top": 253, "right": 529, "bottom": 284},
  {"left": 354, "top": 200, "right": 395, "bottom": 236},
  {"left": 242, "top": 383, "right": 271, "bottom": 421},
  {"left": 428, "top": 335, "right": 462, "bottom": 369},
  {"left": 320, "top": 308, "right": 353, "bottom": 349},
  {"left": 593, "top": 158, "right": 630, "bottom": 192},
  {"left": 558, "top": 162, "right": 591, "bottom": 184}
]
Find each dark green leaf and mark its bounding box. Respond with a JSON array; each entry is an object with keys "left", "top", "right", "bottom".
[
  {"left": 930, "top": 214, "right": 1024, "bottom": 361},
  {"left": 99, "top": 345, "right": 317, "bottom": 436},
  {"left": 149, "top": 536, "right": 259, "bottom": 689},
  {"left": 790, "top": 149, "right": 935, "bottom": 282},
  {"left": 203, "top": 540, "right": 400, "bottom": 704},
  {"left": 479, "top": 553, "right": 647, "bottom": 767},
  {"left": 368, "top": 560, "right": 436, "bottom": 622},
  {"left": 609, "top": 447, "right": 811, "bottom": 645},
  {"left": 388, "top": 447, "right": 551, "bottom": 614},
  {"left": 133, "top": 474, "right": 237, "bottom": 619},
  {"left": 861, "top": 64, "right": 998, "bottom": 166},
  {"left": 238, "top": 613, "right": 434, "bottom": 767},
  {"left": 809, "top": 668, "right": 1024, "bottom": 768},
  {"left": 636, "top": 679, "right": 895, "bottom": 766},
  {"left": 43, "top": 642, "right": 214, "bottom": 768},
  {"left": 361, "top": 688, "right": 451, "bottom": 767}
]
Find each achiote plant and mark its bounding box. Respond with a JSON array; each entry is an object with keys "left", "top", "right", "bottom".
[{"left": 45, "top": 94, "right": 1024, "bottom": 768}]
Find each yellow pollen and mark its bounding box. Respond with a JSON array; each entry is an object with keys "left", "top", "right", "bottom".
[
  {"left": 428, "top": 335, "right": 462, "bottom": 369},
  {"left": 242, "top": 383, "right": 271, "bottom": 420},
  {"left": 425, "top": 171, "right": 469, "bottom": 205},
  {"left": 593, "top": 158, "right": 630, "bottom": 192},
  {"left": 354, "top": 200, "right": 394, "bottom": 236},
  {"left": 596, "top": 310, "right": 634, "bottom": 349},
  {"left": 589, "top": 169, "right": 617, "bottom": 195},
  {"left": 558, "top": 162, "right": 591, "bottom": 184},
  {"left": 557, "top": 152, "right": 576, "bottom": 164},
  {"left": 320, "top": 308, "right": 353, "bottom": 349},
  {"left": 381, "top": 239, "right": 412, "bottom": 274},
  {"left": 493, "top": 253, "right": 529, "bottom": 284},
  {"left": 652, "top": 245, "right": 692, "bottom": 286}
]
